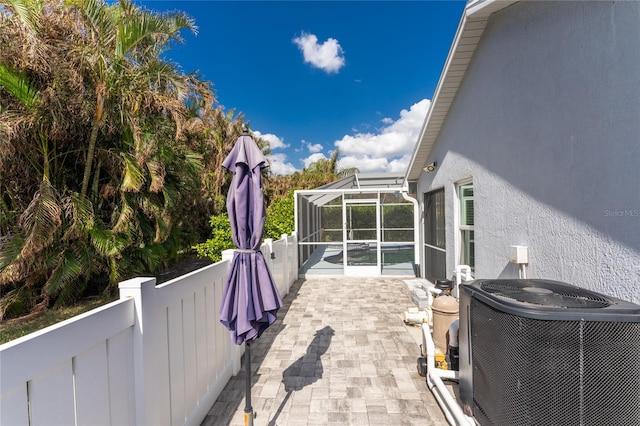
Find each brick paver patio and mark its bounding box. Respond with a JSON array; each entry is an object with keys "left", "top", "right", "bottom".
[{"left": 202, "top": 277, "right": 448, "bottom": 426}]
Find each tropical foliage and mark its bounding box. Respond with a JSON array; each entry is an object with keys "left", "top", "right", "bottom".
[
  {"left": 0, "top": 0, "right": 244, "bottom": 318},
  {"left": 264, "top": 191, "right": 295, "bottom": 241},
  {"left": 192, "top": 214, "right": 233, "bottom": 263},
  {"left": 0, "top": 0, "right": 356, "bottom": 319}
]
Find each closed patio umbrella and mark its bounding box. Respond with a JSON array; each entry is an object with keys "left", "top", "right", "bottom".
[{"left": 219, "top": 131, "right": 283, "bottom": 426}]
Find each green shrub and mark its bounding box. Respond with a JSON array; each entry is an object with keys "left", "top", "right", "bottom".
[
  {"left": 264, "top": 191, "right": 295, "bottom": 240},
  {"left": 194, "top": 191, "right": 295, "bottom": 262},
  {"left": 193, "top": 214, "right": 233, "bottom": 262}
]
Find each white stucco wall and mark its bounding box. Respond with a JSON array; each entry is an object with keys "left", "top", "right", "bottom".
[{"left": 418, "top": 1, "right": 640, "bottom": 302}]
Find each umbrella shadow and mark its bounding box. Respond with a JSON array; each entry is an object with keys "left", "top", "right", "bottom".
[
  {"left": 268, "top": 325, "right": 334, "bottom": 426},
  {"left": 202, "top": 279, "right": 304, "bottom": 426}
]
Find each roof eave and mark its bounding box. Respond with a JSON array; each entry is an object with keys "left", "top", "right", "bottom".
[{"left": 404, "top": 0, "right": 519, "bottom": 182}]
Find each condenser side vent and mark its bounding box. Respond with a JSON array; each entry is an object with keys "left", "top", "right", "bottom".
[{"left": 459, "top": 279, "right": 640, "bottom": 426}]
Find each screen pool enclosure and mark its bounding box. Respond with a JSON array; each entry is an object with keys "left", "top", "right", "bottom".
[{"left": 295, "top": 173, "right": 418, "bottom": 277}]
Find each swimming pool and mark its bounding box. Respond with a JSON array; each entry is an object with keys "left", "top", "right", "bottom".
[{"left": 323, "top": 244, "right": 414, "bottom": 266}]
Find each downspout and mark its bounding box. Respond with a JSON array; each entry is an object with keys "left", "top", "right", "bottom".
[
  {"left": 401, "top": 190, "right": 421, "bottom": 273},
  {"left": 293, "top": 190, "right": 300, "bottom": 272},
  {"left": 294, "top": 190, "right": 299, "bottom": 237}
]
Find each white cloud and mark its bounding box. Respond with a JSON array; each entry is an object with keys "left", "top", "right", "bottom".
[
  {"left": 306, "top": 142, "right": 323, "bottom": 153},
  {"left": 253, "top": 130, "right": 289, "bottom": 150},
  {"left": 253, "top": 129, "right": 297, "bottom": 175},
  {"left": 302, "top": 152, "right": 327, "bottom": 168},
  {"left": 267, "top": 153, "right": 298, "bottom": 176},
  {"left": 293, "top": 32, "right": 345, "bottom": 74},
  {"left": 338, "top": 155, "right": 390, "bottom": 173},
  {"left": 254, "top": 99, "right": 431, "bottom": 176},
  {"left": 334, "top": 99, "right": 431, "bottom": 173}
]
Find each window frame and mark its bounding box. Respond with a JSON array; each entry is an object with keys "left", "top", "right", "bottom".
[{"left": 456, "top": 180, "right": 475, "bottom": 272}]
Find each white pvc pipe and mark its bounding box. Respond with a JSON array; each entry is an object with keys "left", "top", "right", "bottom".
[
  {"left": 428, "top": 287, "right": 443, "bottom": 297},
  {"left": 427, "top": 287, "right": 442, "bottom": 319},
  {"left": 519, "top": 263, "right": 527, "bottom": 279},
  {"left": 421, "top": 324, "right": 475, "bottom": 426},
  {"left": 401, "top": 191, "right": 421, "bottom": 268},
  {"left": 454, "top": 265, "right": 473, "bottom": 298}
]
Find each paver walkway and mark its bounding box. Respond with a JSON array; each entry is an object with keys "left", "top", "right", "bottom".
[{"left": 202, "top": 277, "right": 448, "bottom": 426}]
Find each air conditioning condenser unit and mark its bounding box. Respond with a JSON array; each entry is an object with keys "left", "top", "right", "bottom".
[{"left": 459, "top": 279, "right": 640, "bottom": 426}]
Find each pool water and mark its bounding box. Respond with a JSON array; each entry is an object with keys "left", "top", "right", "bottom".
[{"left": 324, "top": 245, "right": 414, "bottom": 266}]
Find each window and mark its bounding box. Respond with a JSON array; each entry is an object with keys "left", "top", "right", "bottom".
[
  {"left": 458, "top": 183, "right": 475, "bottom": 271},
  {"left": 424, "top": 188, "right": 446, "bottom": 282}
]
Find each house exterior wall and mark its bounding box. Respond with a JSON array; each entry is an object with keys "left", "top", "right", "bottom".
[{"left": 417, "top": 1, "right": 640, "bottom": 302}]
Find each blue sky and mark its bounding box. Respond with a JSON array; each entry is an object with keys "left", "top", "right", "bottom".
[{"left": 138, "top": 1, "right": 466, "bottom": 175}]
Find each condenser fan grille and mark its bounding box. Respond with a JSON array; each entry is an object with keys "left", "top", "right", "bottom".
[{"left": 480, "top": 279, "right": 610, "bottom": 308}]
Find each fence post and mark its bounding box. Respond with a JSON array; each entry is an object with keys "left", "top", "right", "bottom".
[
  {"left": 291, "top": 231, "right": 299, "bottom": 283},
  {"left": 264, "top": 238, "right": 274, "bottom": 269},
  {"left": 281, "top": 234, "right": 290, "bottom": 295},
  {"left": 221, "top": 249, "right": 244, "bottom": 376},
  {"left": 118, "top": 277, "right": 165, "bottom": 425}
]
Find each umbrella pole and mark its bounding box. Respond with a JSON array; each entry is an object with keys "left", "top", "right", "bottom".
[{"left": 244, "top": 342, "right": 254, "bottom": 426}]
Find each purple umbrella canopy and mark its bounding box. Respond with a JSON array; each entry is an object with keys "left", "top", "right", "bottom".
[{"left": 219, "top": 133, "right": 283, "bottom": 345}]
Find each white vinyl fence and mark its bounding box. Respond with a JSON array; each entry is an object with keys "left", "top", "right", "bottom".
[{"left": 0, "top": 233, "right": 297, "bottom": 426}]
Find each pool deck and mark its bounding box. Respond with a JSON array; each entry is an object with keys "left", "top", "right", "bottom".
[{"left": 201, "top": 277, "right": 449, "bottom": 426}]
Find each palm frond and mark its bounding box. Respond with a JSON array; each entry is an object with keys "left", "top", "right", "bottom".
[
  {"left": 72, "top": 239, "right": 105, "bottom": 277},
  {"left": 0, "top": 64, "right": 40, "bottom": 111},
  {"left": 146, "top": 159, "right": 165, "bottom": 192},
  {"left": 18, "top": 178, "right": 62, "bottom": 258},
  {"left": 51, "top": 277, "right": 87, "bottom": 309},
  {"left": 115, "top": 5, "right": 195, "bottom": 60},
  {"left": 159, "top": 183, "right": 178, "bottom": 213},
  {"left": 153, "top": 196, "right": 170, "bottom": 243},
  {"left": 153, "top": 208, "right": 169, "bottom": 243},
  {"left": 183, "top": 150, "right": 204, "bottom": 175},
  {"left": 45, "top": 250, "right": 82, "bottom": 298},
  {"left": 121, "top": 152, "right": 145, "bottom": 191},
  {"left": 61, "top": 191, "right": 95, "bottom": 240},
  {"left": 132, "top": 242, "right": 166, "bottom": 272},
  {"left": 144, "top": 59, "right": 189, "bottom": 101},
  {"left": 68, "top": 0, "right": 116, "bottom": 44},
  {"left": 0, "top": 232, "right": 24, "bottom": 279},
  {"left": 107, "top": 256, "right": 121, "bottom": 285},
  {"left": 0, "top": 285, "right": 36, "bottom": 319},
  {"left": 3, "top": 0, "right": 43, "bottom": 32},
  {"left": 89, "top": 224, "right": 128, "bottom": 257},
  {"left": 337, "top": 167, "right": 359, "bottom": 178},
  {"left": 112, "top": 193, "right": 136, "bottom": 234},
  {"left": 0, "top": 194, "right": 17, "bottom": 234}
]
